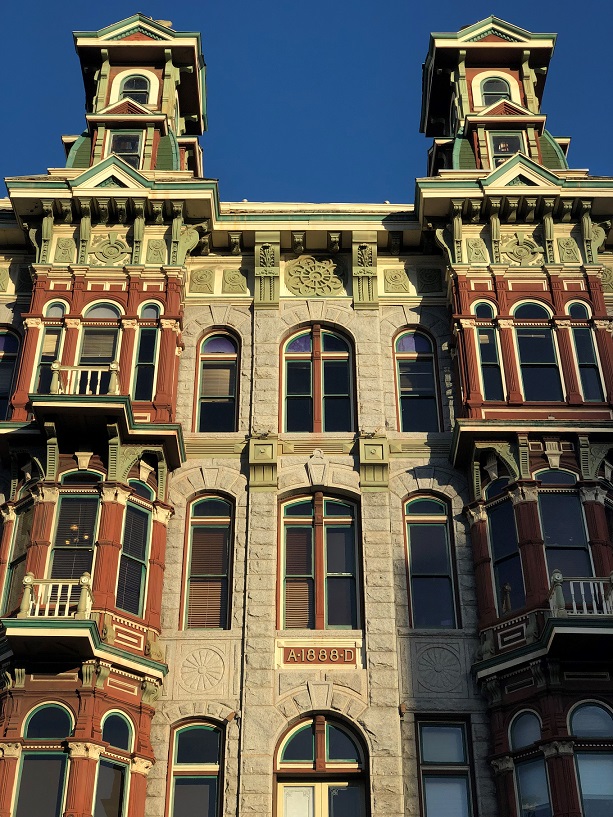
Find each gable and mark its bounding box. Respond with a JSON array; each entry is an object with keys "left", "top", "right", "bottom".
[
  {"left": 69, "top": 155, "right": 151, "bottom": 191},
  {"left": 480, "top": 99, "right": 532, "bottom": 118},
  {"left": 99, "top": 98, "right": 152, "bottom": 117},
  {"left": 481, "top": 153, "right": 562, "bottom": 190},
  {"left": 468, "top": 28, "right": 523, "bottom": 43}
]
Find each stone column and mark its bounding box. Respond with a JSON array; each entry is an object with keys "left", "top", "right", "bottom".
[
  {"left": 497, "top": 320, "right": 523, "bottom": 404},
  {"left": 11, "top": 317, "right": 42, "bottom": 421},
  {"left": 145, "top": 504, "right": 173, "bottom": 631},
  {"left": 0, "top": 743, "right": 21, "bottom": 817},
  {"left": 490, "top": 756, "right": 515, "bottom": 817},
  {"left": 153, "top": 319, "right": 180, "bottom": 422},
  {"left": 466, "top": 504, "right": 498, "bottom": 628},
  {"left": 580, "top": 485, "right": 613, "bottom": 575},
  {"left": 509, "top": 484, "right": 549, "bottom": 609},
  {"left": 64, "top": 742, "right": 102, "bottom": 817},
  {"left": 554, "top": 319, "right": 582, "bottom": 404},
  {"left": 91, "top": 485, "right": 130, "bottom": 611},
  {"left": 542, "top": 741, "right": 582, "bottom": 817}
]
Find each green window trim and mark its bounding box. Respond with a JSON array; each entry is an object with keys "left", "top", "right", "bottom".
[
  {"left": 132, "top": 326, "right": 159, "bottom": 402},
  {"left": 116, "top": 503, "right": 151, "bottom": 617}
]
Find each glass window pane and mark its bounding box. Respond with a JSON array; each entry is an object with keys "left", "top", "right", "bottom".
[
  {"left": 84, "top": 304, "right": 121, "bottom": 319},
  {"left": 421, "top": 725, "right": 466, "bottom": 763},
  {"left": 282, "top": 725, "right": 314, "bottom": 762},
  {"left": 511, "top": 713, "right": 541, "bottom": 750},
  {"left": 546, "top": 547, "right": 592, "bottom": 579},
  {"left": 286, "top": 397, "right": 313, "bottom": 432},
  {"left": 324, "top": 501, "right": 353, "bottom": 517},
  {"left": 173, "top": 778, "right": 218, "bottom": 817},
  {"left": 478, "top": 329, "right": 498, "bottom": 363},
  {"left": 193, "top": 499, "right": 231, "bottom": 518},
  {"left": 93, "top": 760, "right": 125, "bottom": 817},
  {"left": 323, "top": 360, "right": 349, "bottom": 395},
  {"left": 491, "top": 134, "right": 522, "bottom": 155},
  {"left": 283, "top": 787, "right": 314, "bottom": 817},
  {"left": 176, "top": 726, "right": 220, "bottom": 764},
  {"left": 326, "top": 527, "right": 355, "bottom": 574},
  {"left": 199, "top": 399, "right": 236, "bottom": 432},
  {"left": 494, "top": 553, "right": 525, "bottom": 612},
  {"left": 569, "top": 303, "right": 589, "bottom": 319},
  {"left": 537, "top": 470, "right": 576, "bottom": 485},
  {"left": 398, "top": 360, "right": 435, "bottom": 393},
  {"left": 409, "top": 525, "right": 449, "bottom": 574},
  {"left": 540, "top": 494, "right": 587, "bottom": 549},
  {"left": 412, "top": 577, "right": 455, "bottom": 627},
  {"left": 202, "top": 336, "right": 236, "bottom": 354},
  {"left": 322, "top": 333, "right": 348, "bottom": 352},
  {"left": 580, "top": 367, "right": 604, "bottom": 401},
  {"left": 482, "top": 364, "right": 504, "bottom": 401},
  {"left": 287, "top": 361, "right": 312, "bottom": 395},
  {"left": 15, "top": 755, "right": 66, "bottom": 817},
  {"left": 475, "top": 302, "right": 494, "bottom": 319},
  {"left": 516, "top": 760, "right": 552, "bottom": 817},
  {"left": 137, "top": 329, "right": 156, "bottom": 363},
  {"left": 286, "top": 528, "right": 313, "bottom": 576},
  {"left": 517, "top": 329, "right": 557, "bottom": 363},
  {"left": 287, "top": 334, "right": 312, "bottom": 353},
  {"left": 396, "top": 333, "right": 432, "bottom": 353},
  {"left": 326, "top": 577, "right": 356, "bottom": 627},
  {"left": 102, "top": 715, "right": 131, "bottom": 750},
  {"left": 488, "top": 502, "right": 518, "bottom": 561},
  {"left": 406, "top": 499, "right": 445, "bottom": 515},
  {"left": 134, "top": 365, "right": 155, "bottom": 401},
  {"left": 329, "top": 784, "right": 365, "bottom": 816},
  {"left": 574, "top": 328, "right": 597, "bottom": 364},
  {"left": 400, "top": 396, "right": 439, "bottom": 432},
  {"left": 284, "top": 500, "right": 314, "bottom": 517},
  {"left": 140, "top": 303, "right": 160, "bottom": 320},
  {"left": 576, "top": 754, "right": 613, "bottom": 817},
  {"left": 323, "top": 396, "right": 352, "bottom": 432},
  {"left": 27, "top": 705, "right": 72, "bottom": 739},
  {"left": 521, "top": 367, "right": 563, "bottom": 402},
  {"left": 327, "top": 725, "right": 360, "bottom": 762},
  {"left": 423, "top": 776, "right": 470, "bottom": 817},
  {"left": 572, "top": 706, "right": 613, "bottom": 738},
  {"left": 200, "top": 362, "right": 235, "bottom": 397}
]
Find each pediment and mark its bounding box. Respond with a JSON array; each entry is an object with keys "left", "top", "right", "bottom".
[
  {"left": 69, "top": 156, "right": 151, "bottom": 191},
  {"left": 457, "top": 17, "right": 531, "bottom": 43},
  {"left": 98, "top": 98, "right": 153, "bottom": 117},
  {"left": 478, "top": 99, "right": 533, "bottom": 118},
  {"left": 481, "top": 154, "right": 562, "bottom": 190},
  {"left": 78, "top": 14, "right": 174, "bottom": 43}
]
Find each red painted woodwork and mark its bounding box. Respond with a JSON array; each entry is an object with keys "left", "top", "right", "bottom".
[
  {"left": 582, "top": 496, "right": 613, "bottom": 575},
  {"left": 545, "top": 753, "right": 582, "bottom": 817},
  {"left": 0, "top": 513, "right": 16, "bottom": 607},
  {"left": 497, "top": 323, "right": 523, "bottom": 403},
  {"left": 593, "top": 325, "right": 613, "bottom": 403},
  {"left": 0, "top": 754, "right": 19, "bottom": 817},
  {"left": 127, "top": 768, "right": 148, "bottom": 816},
  {"left": 461, "top": 323, "right": 484, "bottom": 408},
  {"left": 512, "top": 492, "right": 549, "bottom": 609},
  {"left": 24, "top": 493, "right": 55, "bottom": 578},
  {"left": 11, "top": 320, "right": 41, "bottom": 421},
  {"left": 118, "top": 320, "right": 137, "bottom": 395},
  {"left": 153, "top": 322, "right": 179, "bottom": 422},
  {"left": 468, "top": 511, "right": 498, "bottom": 628},
  {"left": 64, "top": 752, "right": 98, "bottom": 817},
  {"left": 145, "top": 510, "right": 169, "bottom": 631},
  {"left": 493, "top": 767, "right": 515, "bottom": 817},
  {"left": 91, "top": 492, "right": 125, "bottom": 611},
  {"left": 554, "top": 324, "right": 582, "bottom": 404}
]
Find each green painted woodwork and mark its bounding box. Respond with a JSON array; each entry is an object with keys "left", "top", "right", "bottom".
[
  {"left": 66, "top": 135, "right": 93, "bottom": 169},
  {"left": 453, "top": 137, "right": 477, "bottom": 170},
  {"left": 156, "top": 133, "right": 180, "bottom": 171},
  {"left": 540, "top": 130, "right": 568, "bottom": 170}
]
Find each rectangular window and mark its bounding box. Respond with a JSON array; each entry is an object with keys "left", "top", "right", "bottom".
[
  {"left": 15, "top": 754, "right": 67, "bottom": 817},
  {"left": 109, "top": 132, "right": 143, "bottom": 169},
  {"left": 133, "top": 328, "right": 158, "bottom": 401},
  {"left": 51, "top": 496, "right": 98, "bottom": 579},
  {"left": 573, "top": 327, "right": 604, "bottom": 402},
  {"left": 418, "top": 722, "right": 474, "bottom": 817},
  {"left": 516, "top": 328, "right": 563, "bottom": 401},
  {"left": 477, "top": 327, "right": 504, "bottom": 401},
  {"left": 487, "top": 500, "right": 525, "bottom": 613},
  {"left": 116, "top": 504, "right": 150, "bottom": 616},
  {"left": 489, "top": 132, "right": 525, "bottom": 167},
  {"left": 36, "top": 328, "right": 62, "bottom": 394},
  {"left": 3, "top": 502, "right": 33, "bottom": 614},
  {"left": 93, "top": 760, "right": 126, "bottom": 817}
]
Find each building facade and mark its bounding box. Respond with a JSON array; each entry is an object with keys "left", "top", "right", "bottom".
[{"left": 0, "top": 13, "right": 612, "bottom": 817}]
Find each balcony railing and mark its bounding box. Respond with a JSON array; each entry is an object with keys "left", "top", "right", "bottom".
[
  {"left": 549, "top": 570, "right": 613, "bottom": 617},
  {"left": 49, "top": 361, "right": 120, "bottom": 396},
  {"left": 16, "top": 572, "right": 93, "bottom": 619}
]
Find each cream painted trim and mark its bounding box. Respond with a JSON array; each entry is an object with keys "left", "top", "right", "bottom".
[
  {"left": 109, "top": 69, "right": 160, "bottom": 106},
  {"left": 472, "top": 70, "right": 522, "bottom": 108}
]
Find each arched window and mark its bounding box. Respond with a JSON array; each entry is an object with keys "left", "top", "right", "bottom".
[
  {"left": 536, "top": 470, "right": 592, "bottom": 581},
  {"left": 77, "top": 303, "right": 121, "bottom": 395},
  {"left": 0, "top": 330, "right": 19, "bottom": 418},
  {"left": 14, "top": 703, "right": 73, "bottom": 817},
  {"left": 475, "top": 305, "right": 504, "bottom": 401},
  {"left": 119, "top": 75, "right": 150, "bottom": 105},
  {"left": 133, "top": 304, "right": 161, "bottom": 402},
  {"left": 405, "top": 497, "right": 457, "bottom": 628},
  {"left": 184, "top": 497, "right": 233, "bottom": 629},
  {"left": 514, "top": 303, "right": 563, "bottom": 402},
  {"left": 485, "top": 478, "right": 525, "bottom": 614},
  {"left": 481, "top": 77, "right": 511, "bottom": 106},
  {"left": 3, "top": 497, "right": 34, "bottom": 614},
  {"left": 571, "top": 704, "right": 613, "bottom": 816},
  {"left": 283, "top": 326, "right": 354, "bottom": 433},
  {"left": 169, "top": 723, "right": 222, "bottom": 817},
  {"left": 116, "top": 502, "right": 151, "bottom": 616},
  {"left": 94, "top": 713, "right": 134, "bottom": 817},
  {"left": 282, "top": 495, "right": 359, "bottom": 630},
  {"left": 568, "top": 302, "right": 604, "bottom": 402},
  {"left": 35, "top": 303, "right": 67, "bottom": 394},
  {"left": 394, "top": 330, "right": 440, "bottom": 432},
  {"left": 509, "top": 712, "right": 552, "bottom": 817},
  {"left": 276, "top": 716, "right": 367, "bottom": 817},
  {"left": 197, "top": 334, "right": 239, "bottom": 432}
]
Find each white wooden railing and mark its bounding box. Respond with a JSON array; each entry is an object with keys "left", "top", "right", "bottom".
[
  {"left": 16, "top": 572, "right": 93, "bottom": 619},
  {"left": 49, "top": 360, "right": 120, "bottom": 396},
  {"left": 549, "top": 570, "right": 613, "bottom": 617}
]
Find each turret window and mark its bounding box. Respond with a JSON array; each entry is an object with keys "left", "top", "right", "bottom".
[
  {"left": 108, "top": 132, "right": 143, "bottom": 169},
  {"left": 481, "top": 78, "right": 511, "bottom": 106},
  {"left": 490, "top": 132, "right": 525, "bottom": 167},
  {"left": 119, "top": 75, "right": 150, "bottom": 105}
]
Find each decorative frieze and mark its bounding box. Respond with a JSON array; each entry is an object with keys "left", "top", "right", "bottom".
[
  {"left": 285, "top": 255, "right": 345, "bottom": 297},
  {"left": 222, "top": 268, "right": 248, "bottom": 294}
]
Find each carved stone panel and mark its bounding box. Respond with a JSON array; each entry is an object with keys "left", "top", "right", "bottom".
[
  {"left": 416, "top": 267, "right": 443, "bottom": 293},
  {"left": 501, "top": 232, "right": 543, "bottom": 266},
  {"left": 146, "top": 238, "right": 167, "bottom": 265},
  {"left": 190, "top": 268, "right": 215, "bottom": 294},
  {"left": 285, "top": 255, "right": 345, "bottom": 297},
  {"left": 384, "top": 268, "right": 410, "bottom": 293},
  {"left": 557, "top": 237, "right": 581, "bottom": 263},
  {"left": 466, "top": 237, "right": 489, "bottom": 264},
  {"left": 222, "top": 268, "right": 248, "bottom": 294},
  {"left": 53, "top": 237, "right": 76, "bottom": 264},
  {"left": 179, "top": 647, "right": 225, "bottom": 695},
  {"left": 89, "top": 232, "right": 130, "bottom": 266}
]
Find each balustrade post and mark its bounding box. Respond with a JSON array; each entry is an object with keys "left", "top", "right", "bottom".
[
  {"left": 50, "top": 360, "right": 61, "bottom": 394},
  {"left": 75, "top": 572, "right": 92, "bottom": 619},
  {"left": 108, "top": 361, "right": 120, "bottom": 395},
  {"left": 16, "top": 574, "right": 33, "bottom": 618},
  {"left": 550, "top": 570, "right": 567, "bottom": 617}
]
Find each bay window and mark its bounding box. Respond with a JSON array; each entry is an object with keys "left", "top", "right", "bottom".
[
  {"left": 510, "top": 712, "right": 552, "bottom": 817},
  {"left": 568, "top": 302, "right": 604, "bottom": 402},
  {"left": 94, "top": 713, "right": 133, "bottom": 817},
  {"left": 116, "top": 502, "right": 151, "bottom": 617},
  {"left": 571, "top": 703, "right": 613, "bottom": 817},
  {"left": 514, "top": 303, "right": 563, "bottom": 402}
]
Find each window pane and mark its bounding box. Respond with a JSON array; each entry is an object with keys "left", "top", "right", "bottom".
[
  {"left": 327, "top": 725, "right": 360, "bottom": 762},
  {"left": 546, "top": 547, "right": 592, "bottom": 579},
  {"left": 134, "top": 365, "right": 155, "bottom": 401},
  {"left": 176, "top": 726, "right": 220, "bottom": 764},
  {"left": 15, "top": 755, "right": 66, "bottom": 817},
  {"left": 326, "top": 576, "right": 356, "bottom": 627},
  {"left": 282, "top": 725, "right": 314, "bottom": 762},
  {"left": 137, "top": 329, "right": 156, "bottom": 363},
  {"left": 540, "top": 494, "right": 587, "bottom": 549},
  {"left": 79, "top": 329, "right": 117, "bottom": 363},
  {"left": 53, "top": 496, "right": 98, "bottom": 548},
  {"left": 400, "top": 396, "right": 439, "bottom": 432},
  {"left": 202, "top": 336, "right": 236, "bottom": 354},
  {"left": 521, "top": 366, "right": 563, "bottom": 402},
  {"left": 488, "top": 501, "right": 519, "bottom": 561},
  {"left": 576, "top": 754, "right": 613, "bottom": 817},
  {"left": 326, "top": 527, "right": 355, "bottom": 574},
  {"left": 322, "top": 333, "right": 348, "bottom": 352},
  {"left": 396, "top": 333, "right": 432, "bottom": 353},
  {"left": 494, "top": 553, "right": 525, "bottom": 612},
  {"left": 116, "top": 556, "right": 145, "bottom": 615},
  {"left": 423, "top": 776, "right": 470, "bottom": 817},
  {"left": 123, "top": 506, "right": 148, "bottom": 560},
  {"left": 287, "top": 334, "right": 312, "bottom": 353},
  {"left": 421, "top": 725, "right": 466, "bottom": 762},
  {"left": 580, "top": 367, "right": 604, "bottom": 401},
  {"left": 572, "top": 706, "right": 613, "bottom": 738},
  {"left": 27, "top": 706, "right": 71, "bottom": 739},
  {"left": 191, "top": 528, "right": 229, "bottom": 575},
  {"left": 323, "top": 396, "right": 352, "bottom": 432},
  {"left": 517, "top": 329, "right": 556, "bottom": 363},
  {"left": 569, "top": 303, "right": 589, "bottom": 319},
  {"left": 193, "top": 499, "right": 231, "bottom": 518},
  {"left": 199, "top": 399, "right": 236, "bottom": 432},
  {"left": 407, "top": 499, "right": 445, "bottom": 515},
  {"left": 286, "top": 397, "right": 313, "bottom": 432},
  {"left": 93, "top": 761, "right": 125, "bottom": 817},
  {"left": 511, "top": 713, "right": 541, "bottom": 750},
  {"left": 287, "top": 361, "right": 312, "bottom": 395},
  {"left": 200, "top": 362, "right": 235, "bottom": 397},
  {"left": 482, "top": 366, "right": 504, "bottom": 401},
  {"left": 173, "top": 778, "right": 218, "bottom": 817},
  {"left": 516, "top": 760, "right": 552, "bottom": 817},
  {"left": 102, "top": 715, "right": 130, "bottom": 750},
  {"left": 285, "top": 579, "right": 314, "bottom": 628},
  {"left": 323, "top": 360, "right": 349, "bottom": 395},
  {"left": 574, "top": 328, "right": 596, "bottom": 364},
  {"left": 329, "top": 784, "right": 365, "bottom": 816},
  {"left": 478, "top": 329, "right": 498, "bottom": 363},
  {"left": 409, "top": 525, "right": 449, "bottom": 574},
  {"left": 412, "top": 577, "right": 455, "bottom": 627},
  {"left": 398, "top": 360, "right": 435, "bottom": 393},
  {"left": 283, "top": 787, "right": 314, "bottom": 817},
  {"left": 187, "top": 578, "right": 228, "bottom": 628},
  {"left": 286, "top": 528, "right": 313, "bottom": 575}
]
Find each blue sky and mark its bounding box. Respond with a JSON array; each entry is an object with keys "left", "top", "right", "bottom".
[{"left": 1, "top": 0, "right": 611, "bottom": 203}]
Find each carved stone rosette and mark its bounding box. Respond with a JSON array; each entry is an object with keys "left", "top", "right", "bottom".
[{"left": 284, "top": 255, "right": 344, "bottom": 297}]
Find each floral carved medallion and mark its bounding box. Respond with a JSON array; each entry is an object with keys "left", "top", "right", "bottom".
[
  {"left": 285, "top": 255, "right": 345, "bottom": 296},
  {"left": 417, "top": 646, "right": 462, "bottom": 693},
  {"left": 180, "top": 648, "right": 225, "bottom": 692}
]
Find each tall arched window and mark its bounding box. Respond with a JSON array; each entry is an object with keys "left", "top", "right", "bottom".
[
  {"left": 78, "top": 303, "right": 121, "bottom": 395},
  {"left": 571, "top": 703, "right": 613, "bottom": 816},
  {"left": 283, "top": 326, "right": 354, "bottom": 433},
  {"left": 36, "top": 303, "right": 65, "bottom": 394},
  {"left": 169, "top": 723, "right": 222, "bottom": 817},
  {"left": 184, "top": 497, "right": 233, "bottom": 629},
  {"left": 276, "top": 716, "right": 367, "bottom": 817},
  {"left": 282, "top": 495, "right": 359, "bottom": 630},
  {"left": 132, "top": 303, "right": 161, "bottom": 401},
  {"left": 481, "top": 77, "right": 511, "bottom": 106},
  {"left": 509, "top": 711, "right": 552, "bottom": 817},
  {"left": 3, "top": 496, "right": 34, "bottom": 614},
  {"left": 14, "top": 703, "right": 73, "bottom": 817},
  {"left": 394, "top": 331, "right": 440, "bottom": 432},
  {"left": 0, "top": 330, "right": 19, "bottom": 417},
  {"left": 94, "top": 712, "right": 133, "bottom": 817},
  {"left": 197, "top": 334, "right": 239, "bottom": 432},
  {"left": 405, "top": 497, "right": 457, "bottom": 628},
  {"left": 116, "top": 501, "right": 151, "bottom": 617},
  {"left": 568, "top": 302, "right": 604, "bottom": 402},
  {"left": 514, "top": 303, "right": 563, "bottom": 402},
  {"left": 485, "top": 477, "right": 525, "bottom": 614},
  {"left": 474, "top": 303, "right": 504, "bottom": 401},
  {"left": 119, "top": 75, "right": 150, "bottom": 105}
]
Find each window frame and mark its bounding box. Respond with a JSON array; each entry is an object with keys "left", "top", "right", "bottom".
[
  {"left": 475, "top": 314, "right": 505, "bottom": 402},
  {"left": 107, "top": 130, "right": 144, "bottom": 169},
  {"left": 282, "top": 325, "right": 355, "bottom": 434},
  {"left": 2, "top": 496, "right": 34, "bottom": 615},
  {"left": 567, "top": 303, "right": 605, "bottom": 403},
  {"left": 416, "top": 719, "right": 476, "bottom": 817},
  {"left": 119, "top": 74, "right": 151, "bottom": 105},
  {"left": 167, "top": 722, "right": 223, "bottom": 817},
  {"left": 569, "top": 702, "right": 613, "bottom": 817},
  {"left": 132, "top": 306, "right": 161, "bottom": 402},
  {"left": 489, "top": 131, "right": 526, "bottom": 167},
  {"left": 280, "top": 493, "right": 361, "bottom": 631},
  {"left": 394, "top": 329, "right": 441, "bottom": 433},
  {"left": 404, "top": 496, "right": 459, "bottom": 629},
  {"left": 93, "top": 711, "right": 135, "bottom": 817},
  {"left": 484, "top": 481, "right": 525, "bottom": 615},
  {"left": 115, "top": 500, "right": 152, "bottom": 618},
  {"left": 481, "top": 77, "right": 511, "bottom": 107},
  {"left": 196, "top": 333, "right": 240, "bottom": 433},
  {"left": 0, "top": 329, "right": 20, "bottom": 418},
  {"left": 50, "top": 489, "right": 101, "bottom": 584},
  {"left": 513, "top": 303, "right": 564, "bottom": 402},
  {"left": 75, "top": 302, "right": 123, "bottom": 396}
]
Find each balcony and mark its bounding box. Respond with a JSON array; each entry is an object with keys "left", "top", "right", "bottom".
[
  {"left": 49, "top": 361, "right": 120, "bottom": 396},
  {"left": 16, "top": 572, "right": 94, "bottom": 619},
  {"left": 548, "top": 570, "right": 613, "bottom": 617}
]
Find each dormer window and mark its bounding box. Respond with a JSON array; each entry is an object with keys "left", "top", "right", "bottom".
[
  {"left": 481, "top": 77, "right": 511, "bottom": 106},
  {"left": 119, "top": 75, "right": 150, "bottom": 105},
  {"left": 490, "top": 132, "right": 524, "bottom": 167},
  {"left": 108, "top": 132, "right": 142, "bottom": 169}
]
